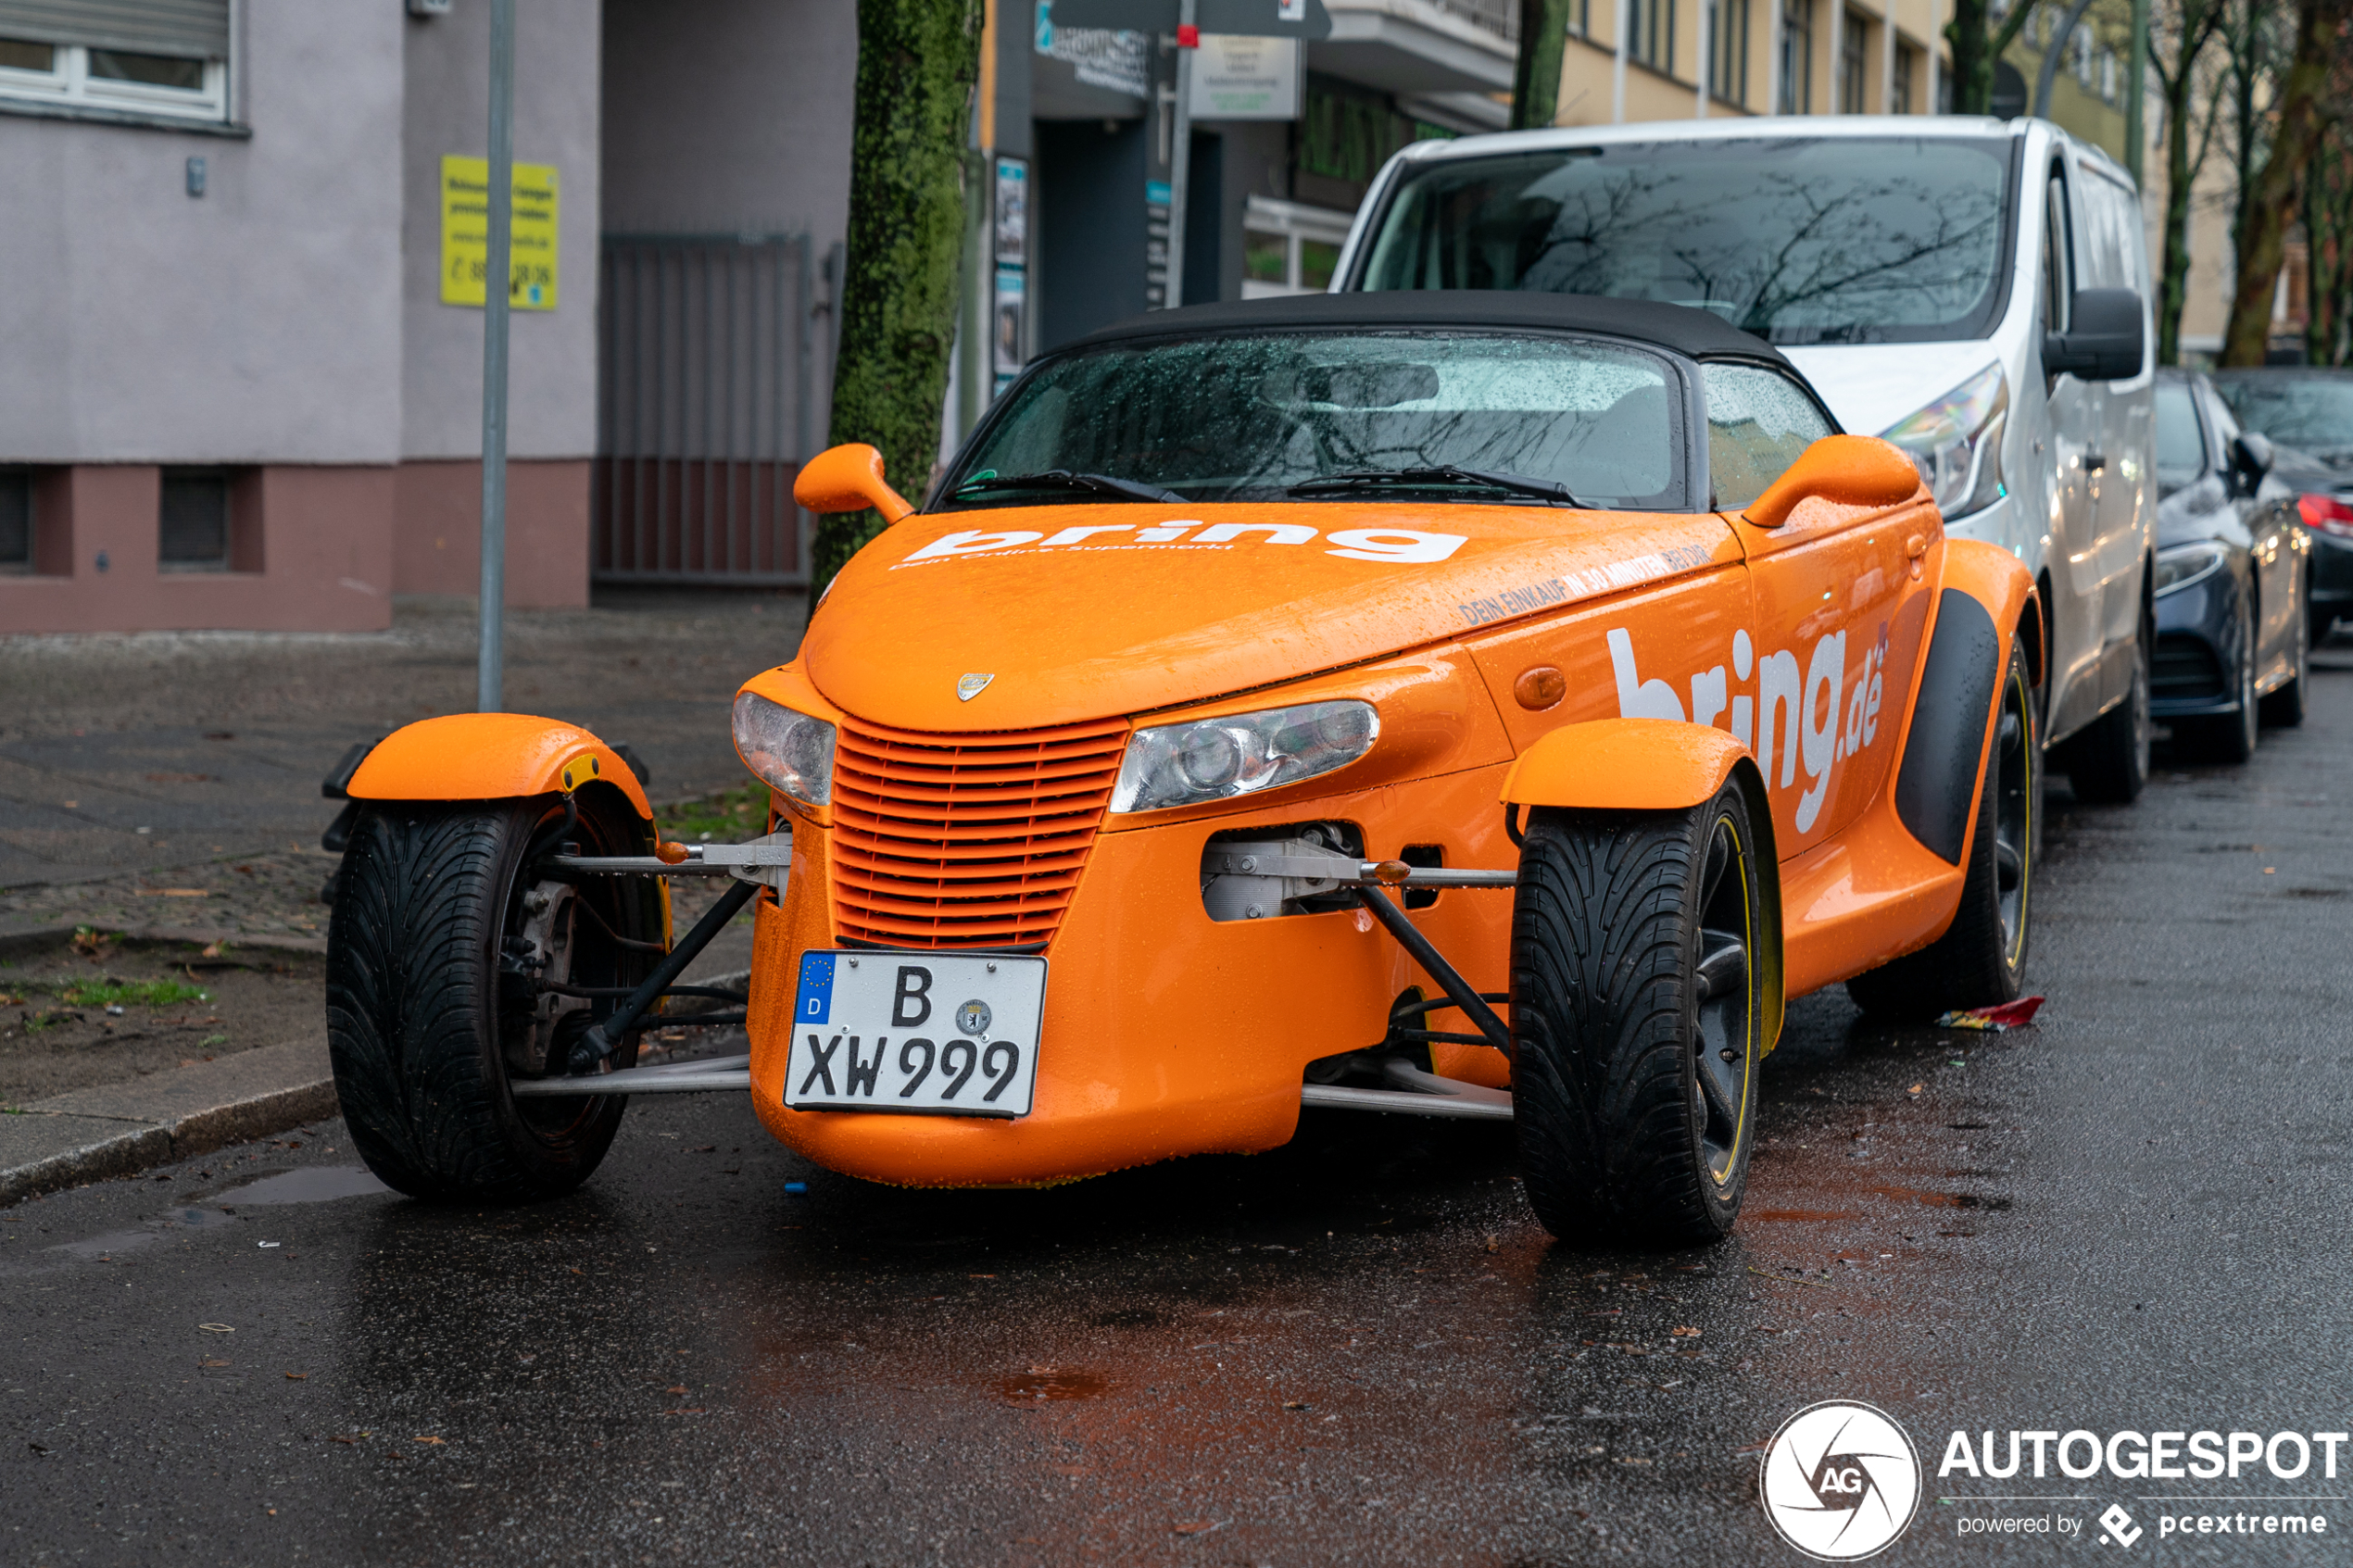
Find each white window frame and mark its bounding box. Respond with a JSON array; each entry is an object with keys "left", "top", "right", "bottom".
[
  {"left": 0, "top": 40, "right": 227, "bottom": 123},
  {"left": 1239, "top": 195, "right": 1355, "bottom": 299}
]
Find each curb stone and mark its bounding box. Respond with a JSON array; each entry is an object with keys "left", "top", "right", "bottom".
[{"left": 0, "top": 1036, "right": 334, "bottom": 1208}]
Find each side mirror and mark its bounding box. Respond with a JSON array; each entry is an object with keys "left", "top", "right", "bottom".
[
  {"left": 2231, "top": 431, "right": 2274, "bottom": 493},
  {"left": 792, "top": 443, "right": 915, "bottom": 522},
  {"left": 1741, "top": 435, "right": 1925, "bottom": 529},
  {"left": 2044, "top": 287, "right": 2145, "bottom": 383}
]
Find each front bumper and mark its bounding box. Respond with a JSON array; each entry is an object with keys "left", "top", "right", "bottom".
[
  {"left": 2151, "top": 568, "right": 2246, "bottom": 719},
  {"left": 743, "top": 766, "right": 1516, "bottom": 1186}
]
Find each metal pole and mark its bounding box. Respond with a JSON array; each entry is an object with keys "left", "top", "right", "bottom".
[
  {"left": 1612, "top": 0, "right": 1629, "bottom": 121},
  {"left": 2124, "top": 0, "right": 2148, "bottom": 185},
  {"left": 1696, "top": 0, "right": 1710, "bottom": 116},
  {"left": 1164, "top": 0, "right": 1198, "bottom": 308},
  {"left": 476, "top": 0, "right": 514, "bottom": 713}
]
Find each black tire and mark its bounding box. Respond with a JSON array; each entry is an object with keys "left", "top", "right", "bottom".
[
  {"left": 1849, "top": 636, "right": 2039, "bottom": 1020},
  {"left": 2259, "top": 569, "right": 2309, "bottom": 728},
  {"left": 2064, "top": 602, "right": 2151, "bottom": 803},
  {"left": 326, "top": 794, "right": 658, "bottom": 1202},
  {"left": 1509, "top": 778, "right": 1778, "bottom": 1247},
  {"left": 2176, "top": 587, "right": 2258, "bottom": 764}
]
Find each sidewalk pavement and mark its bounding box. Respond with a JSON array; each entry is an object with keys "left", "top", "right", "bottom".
[{"left": 0, "top": 590, "right": 798, "bottom": 1203}]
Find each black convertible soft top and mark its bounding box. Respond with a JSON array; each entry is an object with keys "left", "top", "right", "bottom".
[{"left": 1068, "top": 289, "right": 1793, "bottom": 368}]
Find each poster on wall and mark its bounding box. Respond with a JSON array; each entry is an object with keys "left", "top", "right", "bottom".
[
  {"left": 993, "top": 268, "right": 1026, "bottom": 390},
  {"left": 994, "top": 157, "right": 1029, "bottom": 267},
  {"left": 439, "top": 156, "right": 560, "bottom": 308},
  {"left": 1187, "top": 34, "right": 1301, "bottom": 119}
]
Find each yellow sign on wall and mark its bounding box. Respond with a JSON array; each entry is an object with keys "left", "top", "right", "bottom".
[{"left": 440, "top": 156, "right": 559, "bottom": 309}]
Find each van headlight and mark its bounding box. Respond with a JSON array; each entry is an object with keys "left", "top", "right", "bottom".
[
  {"left": 732, "top": 692, "right": 835, "bottom": 808},
  {"left": 2152, "top": 541, "right": 2229, "bottom": 596},
  {"left": 1881, "top": 362, "right": 2009, "bottom": 521},
  {"left": 1111, "top": 700, "right": 1378, "bottom": 814}
]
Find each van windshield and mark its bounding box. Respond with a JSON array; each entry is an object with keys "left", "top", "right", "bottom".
[{"left": 1356, "top": 137, "right": 2015, "bottom": 345}]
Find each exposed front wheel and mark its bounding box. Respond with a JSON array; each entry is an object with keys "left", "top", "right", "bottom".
[
  {"left": 1849, "top": 635, "right": 2039, "bottom": 1019},
  {"left": 1508, "top": 779, "right": 1779, "bottom": 1247},
  {"left": 326, "top": 795, "right": 660, "bottom": 1202},
  {"left": 2176, "top": 591, "right": 2259, "bottom": 764}
]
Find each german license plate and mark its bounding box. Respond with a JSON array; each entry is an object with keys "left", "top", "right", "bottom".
[{"left": 784, "top": 951, "right": 1045, "bottom": 1118}]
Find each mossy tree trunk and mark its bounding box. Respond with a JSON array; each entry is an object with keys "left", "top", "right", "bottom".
[
  {"left": 813, "top": 0, "right": 985, "bottom": 595},
  {"left": 1509, "top": 0, "right": 1572, "bottom": 131},
  {"left": 2218, "top": 0, "right": 2352, "bottom": 366},
  {"left": 1944, "top": 0, "right": 2043, "bottom": 114}
]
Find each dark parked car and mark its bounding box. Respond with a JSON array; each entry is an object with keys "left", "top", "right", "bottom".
[
  {"left": 2150, "top": 370, "right": 2310, "bottom": 761},
  {"left": 2209, "top": 368, "right": 2353, "bottom": 641}
]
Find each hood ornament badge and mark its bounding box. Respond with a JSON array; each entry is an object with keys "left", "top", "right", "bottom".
[{"left": 956, "top": 672, "right": 995, "bottom": 702}]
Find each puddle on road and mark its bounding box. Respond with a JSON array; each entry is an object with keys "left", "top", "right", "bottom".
[
  {"left": 216, "top": 1166, "right": 390, "bottom": 1205},
  {"left": 14, "top": 1166, "right": 392, "bottom": 1271},
  {"left": 998, "top": 1371, "right": 1108, "bottom": 1403}
]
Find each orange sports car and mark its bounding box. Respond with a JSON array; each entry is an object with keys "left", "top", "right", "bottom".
[{"left": 323, "top": 293, "right": 2040, "bottom": 1246}]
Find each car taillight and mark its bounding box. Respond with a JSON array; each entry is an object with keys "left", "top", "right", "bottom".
[{"left": 2298, "top": 493, "right": 2353, "bottom": 538}]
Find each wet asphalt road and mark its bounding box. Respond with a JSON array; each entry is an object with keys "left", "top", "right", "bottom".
[{"left": 5, "top": 652, "right": 2353, "bottom": 1567}]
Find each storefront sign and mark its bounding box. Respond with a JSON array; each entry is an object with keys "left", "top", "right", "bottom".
[{"left": 1189, "top": 33, "right": 1300, "bottom": 119}]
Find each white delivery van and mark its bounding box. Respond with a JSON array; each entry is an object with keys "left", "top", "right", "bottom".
[{"left": 1336, "top": 116, "right": 2157, "bottom": 800}]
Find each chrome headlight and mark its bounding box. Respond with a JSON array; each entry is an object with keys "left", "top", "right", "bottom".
[
  {"left": 1881, "top": 362, "right": 2009, "bottom": 520},
  {"left": 2152, "top": 541, "right": 2229, "bottom": 597},
  {"left": 731, "top": 692, "right": 835, "bottom": 808},
  {"left": 1111, "top": 700, "right": 1378, "bottom": 814}
]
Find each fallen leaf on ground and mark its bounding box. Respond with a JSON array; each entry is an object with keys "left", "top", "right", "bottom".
[
  {"left": 1671, "top": 1326, "right": 1701, "bottom": 1337},
  {"left": 413, "top": 1436, "right": 445, "bottom": 1445},
  {"left": 1907, "top": 1083, "right": 1923, "bottom": 1096},
  {"left": 1174, "top": 1520, "right": 1221, "bottom": 1535},
  {"left": 198, "top": 1323, "right": 234, "bottom": 1334},
  {"left": 283, "top": 1373, "right": 307, "bottom": 1381},
  {"left": 1283, "top": 1399, "right": 1310, "bottom": 1410}
]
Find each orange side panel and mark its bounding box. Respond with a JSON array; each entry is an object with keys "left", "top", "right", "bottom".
[{"left": 344, "top": 713, "right": 652, "bottom": 818}]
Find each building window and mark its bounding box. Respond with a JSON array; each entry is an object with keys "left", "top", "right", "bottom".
[
  {"left": 1780, "top": 0, "right": 1813, "bottom": 112},
  {"left": 1838, "top": 12, "right": 1868, "bottom": 111},
  {"left": 1708, "top": 0, "right": 1750, "bottom": 103},
  {"left": 1240, "top": 195, "right": 1353, "bottom": 299},
  {"left": 2098, "top": 46, "right": 2117, "bottom": 102},
  {"left": 0, "top": 2, "right": 230, "bottom": 124},
  {"left": 0, "top": 469, "right": 31, "bottom": 574},
  {"left": 1631, "top": 0, "right": 1676, "bottom": 72},
  {"left": 1566, "top": 0, "right": 1593, "bottom": 38},
  {"left": 1892, "top": 41, "right": 1915, "bottom": 112}
]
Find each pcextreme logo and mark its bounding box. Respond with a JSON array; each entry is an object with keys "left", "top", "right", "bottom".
[
  {"left": 1760, "top": 1401, "right": 1923, "bottom": 1561},
  {"left": 1608, "top": 623, "right": 1890, "bottom": 834}
]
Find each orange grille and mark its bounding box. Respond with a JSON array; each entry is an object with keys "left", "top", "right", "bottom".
[{"left": 828, "top": 714, "right": 1130, "bottom": 949}]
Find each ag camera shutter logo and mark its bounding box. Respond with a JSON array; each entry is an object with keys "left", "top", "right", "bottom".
[{"left": 1760, "top": 1400, "right": 1922, "bottom": 1560}]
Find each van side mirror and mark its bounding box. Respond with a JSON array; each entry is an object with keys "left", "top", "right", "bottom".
[
  {"left": 2231, "top": 431, "right": 2274, "bottom": 493},
  {"left": 793, "top": 443, "right": 915, "bottom": 522},
  {"left": 1741, "top": 435, "right": 1924, "bottom": 529},
  {"left": 2044, "top": 287, "right": 2145, "bottom": 383}
]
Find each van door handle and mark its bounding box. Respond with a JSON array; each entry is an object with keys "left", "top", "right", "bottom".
[{"left": 2086, "top": 451, "right": 2108, "bottom": 473}]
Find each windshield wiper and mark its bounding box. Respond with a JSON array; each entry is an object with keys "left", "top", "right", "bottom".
[
  {"left": 1287, "top": 465, "right": 1583, "bottom": 507},
  {"left": 951, "top": 470, "right": 1186, "bottom": 504}
]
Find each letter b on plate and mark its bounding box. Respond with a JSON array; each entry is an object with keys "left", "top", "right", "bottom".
[{"left": 891, "top": 966, "right": 935, "bottom": 1027}]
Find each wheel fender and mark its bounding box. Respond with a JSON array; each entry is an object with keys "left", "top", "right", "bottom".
[
  {"left": 1499, "top": 718, "right": 1754, "bottom": 813},
  {"left": 1893, "top": 541, "right": 2037, "bottom": 865},
  {"left": 343, "top": 713, "right": 654, "bottom": 820}
]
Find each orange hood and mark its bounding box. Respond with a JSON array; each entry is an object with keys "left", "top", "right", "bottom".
[{"left": 801, "top": 502, "right": 1740, "bottom": 733}]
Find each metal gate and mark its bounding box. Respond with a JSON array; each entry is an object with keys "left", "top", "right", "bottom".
[{"left": 594, "top": 232, "right": 837, "bottom": 585}]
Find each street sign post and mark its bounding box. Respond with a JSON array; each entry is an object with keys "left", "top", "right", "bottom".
[
  {"left": 478, "top": 0, "right": 515, "bottom": 713},
  {"left": 1050, "top": 0, "right": 1327, "bottom": 309}
]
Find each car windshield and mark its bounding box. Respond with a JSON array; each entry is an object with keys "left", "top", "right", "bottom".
[
  {"left": 1354, "top": 137, "right": 2014, "bottom": 345},
  {"left": 2210, "top": 375, "right": 2353, "bottom": 460},
  {"left": 2155, "top": 382, "right": 2206, "bottom": 491},
  {"left": 940, "top": 331, "right": 1686, "bottom": 509}
]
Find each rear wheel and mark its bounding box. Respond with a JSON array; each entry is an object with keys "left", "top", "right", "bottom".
[
  {"left": 1509, "top": 779, "right": 1776, "bottom": 1247},
  {"left": 2064, "top": 606, "right": 2151, "bottom": 803},
  {"left": 1849, "top": 636, "right": 2038, "bottom": 1020},
  {"left": 326, "top": 794, "right": 659, "bottom": 1202}
]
